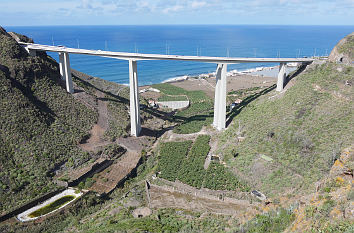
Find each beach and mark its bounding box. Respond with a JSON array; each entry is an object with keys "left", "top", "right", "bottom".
[{"left": 141, "top": 65, "right": 297, "bottom": 99}]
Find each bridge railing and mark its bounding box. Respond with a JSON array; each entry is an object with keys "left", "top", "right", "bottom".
[{"left": 20, "top": 42, "right": 313, "bottom": 136}]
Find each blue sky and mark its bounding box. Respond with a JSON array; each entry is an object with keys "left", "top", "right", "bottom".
[{"left": 1, "top": 0, "right": 353, "bottom": 26}]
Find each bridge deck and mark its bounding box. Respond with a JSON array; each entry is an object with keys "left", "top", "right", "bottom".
[
  {"left": 20, "top": 42, "right": 314, "bottom": 64},
  {"left": 19, "top": 41, "right": 314, "bottom": 137}
]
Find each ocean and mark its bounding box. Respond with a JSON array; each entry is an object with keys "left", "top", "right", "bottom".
[{"left": 4, "top": 25, "right": 354, "bottom": 85}]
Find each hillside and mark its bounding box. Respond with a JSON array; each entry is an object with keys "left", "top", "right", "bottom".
[
  {"left": 55, "top": 32, "right": 351, "bottom": 233},
  {"left": 0, "top": 27, "right": 99, "bottom": 213},
  {"left": 0, "top": 26, "right": 139, "bottom": 214},
  {"left": 0, "top": 30, "right": 352, "bottom": 233},
  {"left": 219, "top": 62, "right": 353, "bottom": 196}
]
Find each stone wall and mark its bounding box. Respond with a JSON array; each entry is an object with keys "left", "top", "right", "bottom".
[{"left": 157, "top": 101, "right": 189, "bottom": 110}]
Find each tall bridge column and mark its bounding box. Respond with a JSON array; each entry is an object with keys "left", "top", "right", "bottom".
[
  {"left": 129, "top": 60, "right": 141, "bottom": 137},
  {"left": 276, "top": 63, "right": 286, "bottom": 92},
  {"left": 59, "top": 52, "right": 74, "bottom": 93},
  {"left": 213, "top": 63, "right": 227, "bottom": 130},
  {"left": 24, "top": 47, "right": 36, "bottom": 56},
  {"left": 59, "top": 52, "right": 65, "bottom": 80}
]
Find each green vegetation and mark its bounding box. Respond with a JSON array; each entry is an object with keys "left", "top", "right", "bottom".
[
  {"left": 228, "top": 86, "right": 262, "bottom": 96},
  {"left": 152, "top": 83, "right": 188, "bottom": 96},
  {"left": 158, "top": 135, "right": 249, "bottom": 191},
  {"left": 305, "top": 194, "right": 343, "bottom": 231},
  {"left": 1, "top": 29, "right": 352, "bottom": 233},
  {"left": 101, "top": 144, "right": 126, "bottom": 159},
  {"left": 82, "top": 208, "right": 232, "bottom": 233},
  {"left": 0, "top": 29, "right": 97, "bottom": 212},
  {"left": 220, "top": 62, "right": 354, "bottom": 196},
  {"left": 157, "top": 94, "right": 188, "bottom": 102},
  {"left": 158, "top": 140, "right": 192, "bottom": 181},
  {"left": 204, "top": 162, "right": 249, "bottom": 191},
  {"left": 72, "top": 70, "right": 130, "bottom": 141},
  {"left": 78, "top": 177, "right": 96, "bottom": 189},
  {"left": 152, "top": 83, "right": 213, "bottom": 134},
  {"left": 104, "top": 92, "right": 130, "bottom": 140},
  {"left": 0, "top": 191, "right": 105, "bottom": 233},
  {"left": 242, "top": 208, "right": 295, "bottom": 233},
  {"left": 28, "top": 195, "right": 75, "bottom": 218},
  {"left": 178, "top": 135, "right": 211, "bottom": 188},
  {"left": 312, "top": 220, "right": 354, "bottom": 233},
  {"left": 338, "top": 33, "right": 354, "bottom": 58}
]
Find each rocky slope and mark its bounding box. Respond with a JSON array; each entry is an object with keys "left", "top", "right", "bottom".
[{"left": 328, "top": 32, "right": 354, "bottom": 65}]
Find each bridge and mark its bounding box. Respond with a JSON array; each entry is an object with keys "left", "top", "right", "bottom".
[{"left": 20, "top": 42, "right": 313, "bottom": 137}]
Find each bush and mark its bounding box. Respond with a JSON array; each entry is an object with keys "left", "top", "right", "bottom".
[
  {"left": 244, "top": 208, "right": 295, "bottom": 233},
  {"left": 158, "top": 140, "right": 192, "bottom": 181},
  {"left": 158, "top": 136, "right": 249, "bottom": 191},
  {"left": 178, "top": 135, "right": 211, "bottom": 188}
]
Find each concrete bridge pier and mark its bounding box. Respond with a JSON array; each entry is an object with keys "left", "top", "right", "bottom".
[
  {"left": 276, "top": 63, "right": 287, "bottom": 92},
  {"left": 24, "top": 47, "right": 36, "bottom": 56},
  {"left": 58, "top": 52, "right": 74, "bottom": 93},
  {"left": 58, "top": 52, "right": 65, "bottom": 80},
  {"left": 213, "top": 63, "right": 227, "bottom": 130},
  {"left": 129, "top": 60, "right": 141, "bottom": 137},
  {"left": 28, "top": 49, "right": 36, "bottom": 57}
]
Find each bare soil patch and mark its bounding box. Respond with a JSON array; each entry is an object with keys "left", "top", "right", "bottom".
[
  {"left": 171, "top": 74, "right": 276, "bottom": 98},
  {"left": 80, "top": 90, "right": 109, "bottom": 152},
  {"left": 89, "top": 151, "right": 141, "bottom": 195}
]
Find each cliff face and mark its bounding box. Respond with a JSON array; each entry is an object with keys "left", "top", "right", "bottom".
[
  {"left": 328, "top": 32, "right": 354, "bottom": 65},
  {"left": 0, "top": 27, "right": 96, "bottom": 213}
]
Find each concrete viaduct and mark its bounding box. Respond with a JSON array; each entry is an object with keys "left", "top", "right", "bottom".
[{"left": 20, "top": 42, "right": 313, "bottom": 137}]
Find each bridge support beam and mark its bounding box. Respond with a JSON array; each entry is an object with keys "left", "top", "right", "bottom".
[
  {"left": 25, "top": 47, "right": 36, "bottom": 56},
  {"left": 213, "top": 63, "right": 227, "bottom": 130},
  {"left": 59, "top": 52, "right": 74, "bottom": 93},
  {"left": 129, "top": 60, "right": 141, "bottom": 137},
  {"left": 276, "top": 63, "right": 286, "bottom": 92}
]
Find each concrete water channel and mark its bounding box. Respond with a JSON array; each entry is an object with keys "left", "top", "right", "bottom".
[{"left": 17, "top": 188, "right": 83, "bottom": 222}]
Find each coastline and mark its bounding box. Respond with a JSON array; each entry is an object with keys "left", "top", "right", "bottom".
[
  {"left": 77, "top": 64, "right": 291, "bottom": 99},
  {"left": 161, "top": 64, "right": 298, "bottom": 84},
  {"left": 140, "top": 64, "right": 298, "bottom": 98}
]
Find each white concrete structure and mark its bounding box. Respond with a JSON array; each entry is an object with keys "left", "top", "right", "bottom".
[
  {"left": 20, "top": 42, "right": 313, "bottom": 136},
  {"left": 63, "top": 52, "right": 74, "bottom": 93},
  {"left": 213, "top": 64, "right": 227, "bottom": 130},
  {"left": 157, "top": 100, "right": 190, "bottom": 110},
  {"left": 17, "top": 188, "right": 83, "bottom": 222},
  {"left": 58, "top": 52, "right": 65, "bottom": 80},
  {"left": 129, "top": 60, "right": 141, "bottom": 136},
  {"left": 276, "top": 63, "right": 286, "bottom": 92}
]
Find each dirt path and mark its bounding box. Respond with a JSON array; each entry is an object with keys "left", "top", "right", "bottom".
[{"left": 80, "top": 90, "right": 110, "bottom": 151}]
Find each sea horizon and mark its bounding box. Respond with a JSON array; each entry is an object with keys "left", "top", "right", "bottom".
[{"left": 4, "top": 25, "right": 354, "bottom": 85}]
